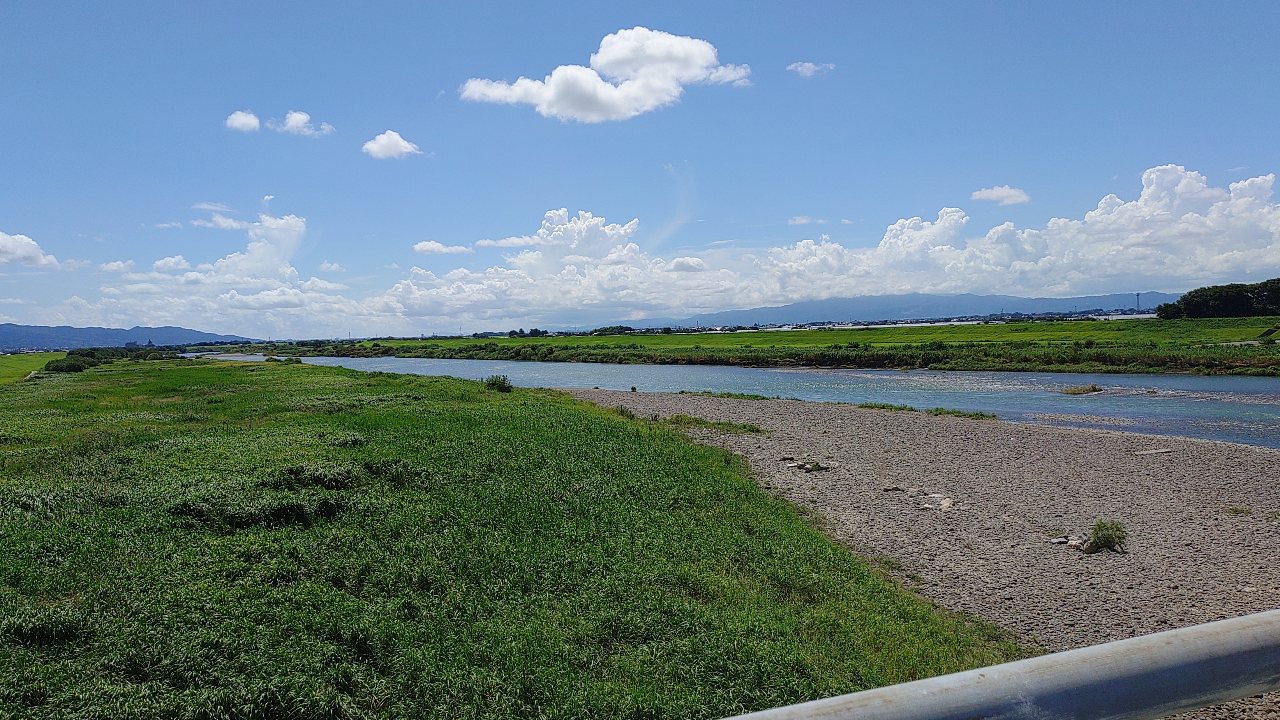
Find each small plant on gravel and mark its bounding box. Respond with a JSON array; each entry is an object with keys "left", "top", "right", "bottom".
[
  {"left": 1061, "top": 384, "right": 1103, "bottom": 395},
  {"left": 483, "top": 375, "right": 513, "bottom": 392},
  {"left": 926, "top": 408, "right": 997, "bottom": 420},
  {"left": 1085, "top": 520, "right": 1128, "bottom": 553},
  {"left": 1226, "top": 506, "right": 1252, "bottom": 516},
  {"left": 857, "top": 402, "right": 918, "bottom": 412}
]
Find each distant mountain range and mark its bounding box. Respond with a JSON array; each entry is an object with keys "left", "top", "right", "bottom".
[
  {"left": 0, "top": 324, "right": 255, "bottom": 351},
  {"left": 632, "top": 291, "right": 1183, "bottom": 329}
]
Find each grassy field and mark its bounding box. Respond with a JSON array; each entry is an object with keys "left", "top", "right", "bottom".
[
  {"left": 0, "top": 353, "right": 64, "bottom": 385},
  {"left": 229, "top": 317, "right": 1280, "bottom": 375},
  {"left": 364, "top": 317, "right": 1280, "bottom": 349},
  {"left": 0, "top": 360, "right": 1023, "bottom": 719}
]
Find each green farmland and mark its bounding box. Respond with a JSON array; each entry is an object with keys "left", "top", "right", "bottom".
[
  {"left": 237, "top": 317, "right": 1280, "bottom": 375},
  {"left": 372, "top": 317, "right": 1280, "bottom": 349},
  {"left": 0, "top": 360, "right": 1023, "bottom": 719},
  {"left": 0, "top": 353, "right": 64, "bottom": 385}
]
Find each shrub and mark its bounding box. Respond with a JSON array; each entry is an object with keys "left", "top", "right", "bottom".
[
  {"left": 483, "top": 375, "right": 513, "bottom": 392},
  {"left": 1061, "top": 384, "right": 1103, "bottom": 395},
  {"left": 44, "top": 357, "right": 96, "bottom": 373},
  {"left": 1086, "top": 520, "right": 1128, "bottom": 553}
]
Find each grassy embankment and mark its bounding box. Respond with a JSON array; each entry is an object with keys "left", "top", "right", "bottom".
[
  {"left": 0, "top": 353, "right": 64, "bottom": 385},
  {"left": 1, "top": 360, "right": 1024, "bottom": 719},
  {"left": 235, "top": 317, "right": 1280, "bottom": 375}
]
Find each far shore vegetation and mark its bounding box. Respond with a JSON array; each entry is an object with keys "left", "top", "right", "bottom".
[
  {"left": 1, "top": 358, "right": 1026, "bottom": 718},
  {"left": 211, "top": 316, "right": 1280, "bottom": 376}
]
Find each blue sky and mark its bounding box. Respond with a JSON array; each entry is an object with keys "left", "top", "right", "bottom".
[{"left": 2, "top": 1, "right": 1279, "bottom": 337}]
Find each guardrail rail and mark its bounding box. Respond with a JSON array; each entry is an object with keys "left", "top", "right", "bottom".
[{"left": 728, "top": 609, "right": 1280, "bottom": 720}]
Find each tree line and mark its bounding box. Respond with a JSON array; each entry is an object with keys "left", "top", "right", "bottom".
[{"left": 1157, "top": 278, "right": 1280, "bottom": 319}]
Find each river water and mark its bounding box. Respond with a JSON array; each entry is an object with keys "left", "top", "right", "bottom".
[{"left": 207, "top": 354, "right": 1280, "bottom": 449}]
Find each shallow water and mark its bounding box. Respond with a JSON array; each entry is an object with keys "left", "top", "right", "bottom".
[{"left": 207, "top": 354, "right": 1280, "bottom": 449}]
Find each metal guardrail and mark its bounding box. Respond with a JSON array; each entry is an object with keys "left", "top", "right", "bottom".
[{"left": 728, "top": 609, "right": 1280, "bottom": 720}]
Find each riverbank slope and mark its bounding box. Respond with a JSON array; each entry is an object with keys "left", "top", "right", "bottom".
[{"left": 569, "top": 389, "right": 1280, "bottom": 719}]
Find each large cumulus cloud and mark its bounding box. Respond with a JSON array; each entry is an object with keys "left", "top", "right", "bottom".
[{"left": 13, "top": 164, "right": 1280, "bottom": 335}]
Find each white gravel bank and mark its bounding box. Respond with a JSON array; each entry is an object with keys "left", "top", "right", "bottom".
[{"left": 567, "top": 388, "right": 1280, "bottom": 719}]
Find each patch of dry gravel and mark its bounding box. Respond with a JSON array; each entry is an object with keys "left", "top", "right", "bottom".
[{"left": 568, "top": 389, "right": 1280, "bottom": 719}]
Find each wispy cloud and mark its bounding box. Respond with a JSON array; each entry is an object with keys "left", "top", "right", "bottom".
[
  {"left": 192, "top": 202, "right": 234, "bottom": 213},
  {"left": 786, "top": 61, "right": 835, "bottom": 77},
  {"left": 413, "top": 240, "right": 471, "bottom": 255}
]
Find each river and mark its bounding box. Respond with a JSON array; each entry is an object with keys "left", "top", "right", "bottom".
[{"left": 205, "top": 354, "right": 1280, "bottom": 449}]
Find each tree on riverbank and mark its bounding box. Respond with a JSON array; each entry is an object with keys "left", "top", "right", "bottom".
[{"left": 1157, "top": 278, "right": 1280, "bottom": 319}]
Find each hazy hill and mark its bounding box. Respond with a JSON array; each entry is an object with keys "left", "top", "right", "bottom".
[
  {"left": 0, "top": 324, "right": 255, "bottom": 351},
  {"left": 634, "top": 292, "right": 1182, "bottom": 328}
]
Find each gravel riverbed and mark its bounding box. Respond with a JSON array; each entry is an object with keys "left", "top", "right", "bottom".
[{"left": 568, "top": 389, "right": 1280, "bottom": 719}]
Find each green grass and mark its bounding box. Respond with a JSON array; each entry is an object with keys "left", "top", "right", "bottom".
[
  {"left": 856, "top": 403, "right": 918, "bottom": 412},
  {"left": 0, "top": 360, "right": 1025, "bottom": 719},
  {"left": 1061, "top": 384, "right": 1103, "bottom": 395},
  {"left": 0, "top": 353, "right": 64, "bottom": 385},
  {"left": 924, "top": 408, "right": 998, "bottom": 420},
  {"left": 228, "top": 317, "right": 1280, "bottom": 375}
]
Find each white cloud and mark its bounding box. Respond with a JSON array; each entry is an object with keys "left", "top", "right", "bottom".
[
  {"left": 154, "top": 222, "right": 182, "bottom": 230},
  {"left": 100, "top": 260, "right": 135, "bottom": 272},
  {"left": 51, "top": 213, "right": 372, "bottom": 338},
  {"left": 153, "top": 255, "right": 190, "bottom": 272},
  {"left": 788, "top": 216, "right": 827, "bottom": 225},
  {"left": 840, "top": 218, "right": 854, "bottom": 225},
  {"left": 263, "top": 194, "right": 275, "bottom": 203},
  {"left": 666, "top": 256, "right": 706, "bottom": 272},
  {"left": 191, "top": 213, "right": 251, "bottom": 230},
  {"left": 319, "top": 261, "right": 345, "bottom": 272},
  {"left": 971, "top": 185, "right": 1031, "bottom": 206},
  {"left": 374, "top": 166, "right": 1280, "bottom": 327},
  {"left": 18, "top": 164, "right": 1280, "bottom": 338},
  {"left": 378, "top": 209, "right": 743, "bottom": 327},
  {"left": 460, "top": 26, "right": 750, "bottom": 122},
  {"left": 269, "top": 110, "right": 334, "bottom": 137},
  {"left": 786, "top": 61, "right": 835, "bottom": 77},
  {"left": 193, "top": 202, "right": 234, "bottom": 213},
  {"left": 225, "top": 110, "right": 260, "bottom": 132},
  {"left": 0, "top": 231, "right": 59, "bottom": 267},
  {"left": 222, "top": 287, "right": 308, "bottom": 310},
  {"left": 413, "top": 240, "right": 472, "bottom": 255},
  {"left": 362, "top": 130, "right": 422, "bottom": 159},
  {"left": 301, "top": 277, "right": 348, "bottom": 291}
]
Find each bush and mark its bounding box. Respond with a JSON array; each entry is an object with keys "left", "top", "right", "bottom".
[
  {"left": 483, "top": 375, "right": 513, "bottom": 392},
  {"left": 44, "top": 357, "right": 96, "bottom": 373},
  {"left": 1086, "top": 520, "right": 1128, "bottom": 553}
]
